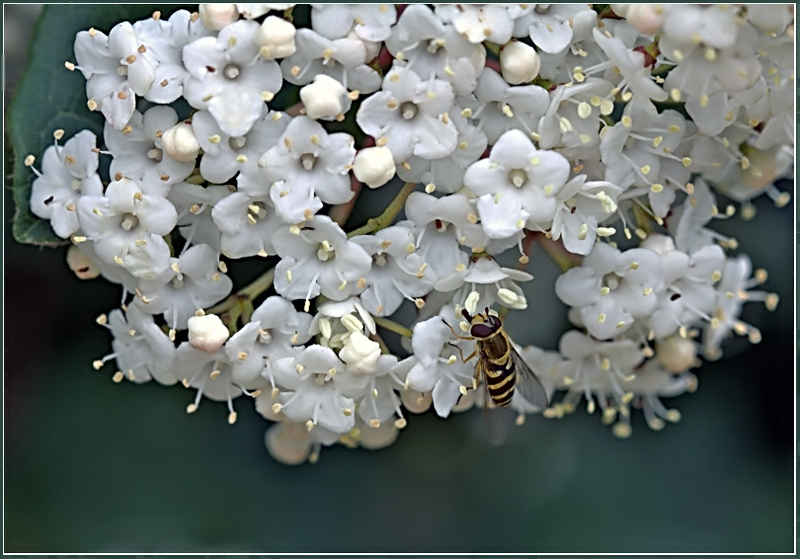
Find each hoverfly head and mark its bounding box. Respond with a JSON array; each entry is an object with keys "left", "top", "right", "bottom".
[{"left": 469, "top": 313, "right": 500, "bottom": 339}]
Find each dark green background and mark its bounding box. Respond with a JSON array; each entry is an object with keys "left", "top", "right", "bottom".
[{"left": 4, "top": 5, "right": 795, "bottom": 554}]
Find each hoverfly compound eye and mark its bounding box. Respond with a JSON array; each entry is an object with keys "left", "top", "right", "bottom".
[{"left": 470, "top": 323, "right": 496, "bottom": 338}]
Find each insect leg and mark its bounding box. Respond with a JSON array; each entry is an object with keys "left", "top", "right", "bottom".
[{"left": 440, "top": 318, "right": 474, "bottom": 341}]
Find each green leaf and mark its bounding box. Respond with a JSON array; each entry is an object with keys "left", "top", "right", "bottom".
[{"left": 7, "top": 5, "right": 193, "bottom": 246}]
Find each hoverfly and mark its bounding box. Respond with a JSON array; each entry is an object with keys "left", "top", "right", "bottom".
[{"left": 444, "top": 307, "right": 549, "bottom": 443}]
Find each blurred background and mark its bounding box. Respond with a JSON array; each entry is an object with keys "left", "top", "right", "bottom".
[{"left": 4, "top": 5, "right": 794, "bottom": 553}]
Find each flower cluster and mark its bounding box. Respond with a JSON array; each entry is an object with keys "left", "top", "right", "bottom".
[{"left": 24, "top": 3, "right": 792, "bottom": 464}]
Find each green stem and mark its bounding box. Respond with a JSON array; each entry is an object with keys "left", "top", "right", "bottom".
[
  {"left": 347, "top": 181, "right": 417, "bottom": 238},
  {"left": 373, "top": 316, "right": 413, "bottom": 339},
  {"left": 206, "top": 267, "right": 275, "bottom": 316},
  {"left": 534, "top": 233, "right": 582, "bottom": 273}
]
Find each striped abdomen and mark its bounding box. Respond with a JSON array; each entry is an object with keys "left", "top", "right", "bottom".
[{"left": 479, "top": 334, "right": 516, "bottom": 407}]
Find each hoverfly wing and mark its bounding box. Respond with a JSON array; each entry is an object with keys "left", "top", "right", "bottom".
[{"left": 511, "top": 347, "right": 550, "bottom": 409}]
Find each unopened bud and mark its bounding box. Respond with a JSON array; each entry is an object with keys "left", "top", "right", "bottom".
[
  {"left": 353, "top": 146, "right": 396, "bottom": 189},
  {"left": 254, "top": 16, "right": 296, "bottom": 59},
  {"left": 300, "top": 74, "right": 346, "bottom": 120},
  {"left": 187, "top": 314, "right": 229, "bottom": 353},
  {"left": 198, "top": 4, "right": 239, "bottom": 30},
  {"left": 161, "top": 122, "right": 200, "bottom": 163},
  {"left": 499, "top": 41, "right": 541, "bottom": 85}
]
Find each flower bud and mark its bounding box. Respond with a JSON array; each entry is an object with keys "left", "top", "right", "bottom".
[
  {"left": 624, "top": 4, "right": 665, "bottom": 36},
  {"left": 161, "top": 122, "right": 200, "bottom": 163},
  {"left": 358, "top": 421, "right": 399, "bottom": 449},
  {"left": 339, "top": 331, "right": 381, "bottom": 375},
  {"left": 400, "top": 389, "right": 432, "bottom": 414},
  {"left": 353, "top": 146, "right": 396, "bottom": 189},
  {"left": 199, "top": 4, "right": 239, "bottom": 31},
  {"left": 500, "top": 41, "right": 541, "bottom": 85},
  {"left": 656, "top": 335, "right": 697, "bottom": 373},
  {"left": 255, "top": 16, "right": 296, "bottom": 59},
  {"left": 265, "top": 422, "right": 312, "bottom": 465},
  {"left": 299, "top": 75, "right": 346, "bottom": 120},
  {"left": 188, "top": 314, "right": 229, "bottom": 353},
  {"left": 66, "top": 246, "right": 100, "bottom": 280}
]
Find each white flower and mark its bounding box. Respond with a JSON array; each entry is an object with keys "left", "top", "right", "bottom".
[
  {"left": 258, "top": 116, "right": 356, "bottom": 223},
  {"left": 459, "top": 67, "right": 550, "bottom": 144},
  {"left": 188, "top": 313, "right": 230, "bottom": 353},
  {"left": 135, "top": 244, "right": 233, "bottom": 331},
  {"left": 271, "top": 345, "right": 362, "bottom": 433},
  {"left": 227, "top": 295, "right": 312, "bottom": 385},
  {"left": 385, "top": 5, "right": 484, "bottom": 96},
  {"left": 592, "top": 27, "right": 667, "bottom": 115},
  {"left": 169, "top": 182, "right": 230, "bottom": 254},
  {"left": 273, "top": 215, "right": 372, "bottom": 307},
  {"left": 193, "top": 107, "right": 289, "bottom": 184},
  {"left": 434, "top": 256, "right": 533, "bottom": 312},
  {"left": 555, "top": 242, "right": 665, "bottom": 339},
  {"left": 311, "top": 4, "right": 397, "bottom": 42},
  {"left": 183, "top": 20, "right": 283, "bottom": 137},
  {"left": 396, "top": 107, "right": 488, "bottom": 194},
  {"left": 350, "top": 224, "right": 436, "bottom": 317},
  {"left": 353, "top": 146, "right": 396, "bottom": 189},
  {"left": 104, "top": 106, "right": 195, "bottom": 196},
  {"left": 516, "top": 4, "right": 597, "bottom": 55},
  {"left": 702, "top": 254, "right": 776, "bottom": 360},
  {"left": 76, "top": 177, "right": 177, "bottom": 279},
  {"left": 211, "top": 189, "right": 283, "bottom": 259},
  {"left": 550, "top": 175, "right": 623, "bottom": 256},
  {"left": 356, "top": 64, "right": 458, "bottom": 163},
  {"left": 29, "top": 130, "right": 103, "bottom": 239},
  {"left": 73, "top": 22, "right": 156, "bottom": 129},
  {"left": 133, "top": 10, "right": 214, "bottom": 104},
  {"left": 280, "top": 28, "right": 382, "bottom": 97},
  {"left": 99, "top": 304, "right": 177, "bottom": 385},
  {"left": 464, "top": 129, "right": 571, "bottom": 237},
  {"left": 406, "top": 308, "right": 475, "bottom": 418},
  {"left": 436, "top": 4, "right": 525, "bottom": 45}
]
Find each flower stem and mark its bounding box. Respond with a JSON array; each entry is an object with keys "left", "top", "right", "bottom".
[
  {"left": 534, "top": 232, "right": 582, "bottom": 273},
  {"left": 206, "top": 267, "right": 275, "bottom": 316},
  {"left": 373, "top": 316, "right": 413, "bottom": 338},
  {"left": 347, "top": 181, "right": 417, "bottom": 238}
]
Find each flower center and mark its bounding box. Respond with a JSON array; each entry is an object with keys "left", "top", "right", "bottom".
[
  {"left": 248, "top": 202, "right": 267, "bottom": 221},
  {"left": 120, "top": 213, "right": 139, "bottom": 231},
  {"left": 230, "top": 136, "right": 246, "bottom": 150},
  {"left": 534, "top": 5, "right": 550, "bottom": 14},
  {"left": 434, "top": 218, "right": 449, "bottom": 232},
  {"left": 602, "top": 273, "right": 620, "bottom": 291},
  {"left": 147, "top": 147, "right": 164, "bottom": 162},
  {"left": 258, "top": 328, "right": 273, "bottom": 344},
  {"left": 400, "top": 102, "right": 419, "bottom": 120},
  {"left": 301, "top": 153, "right": 318, "bottom": 171},
  {"left": 426, "top": 38, "right": 446, "bottom": 53},
  {"left": 223, "top": 64, "right": 241, "bottom": 80},
  {"left": 317, "top": 240, "right": 336, "bottom": 261},
  {"left": 508, "top": 169, "right": 529, "bottom": 188},
  {"left": 70, "top": 179, "right": 83, "bottom": 191},
  {"left": 374, "top": 253, "right": 387, "bottom": 267}
]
